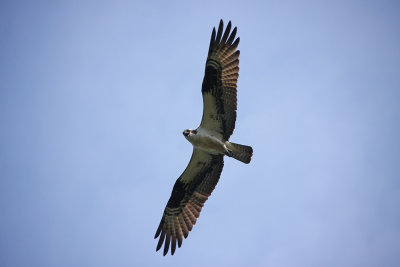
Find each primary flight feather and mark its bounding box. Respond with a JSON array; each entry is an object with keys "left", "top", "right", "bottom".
[{"left": 155, "top": 20, "right": 253, "bottom": 256}]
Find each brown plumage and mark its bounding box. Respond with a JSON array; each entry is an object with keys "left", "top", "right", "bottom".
[
  {"left": 155, "top": 20, "right": 252, "bottom": 256},
  {"left": 201, "top": 20, "right": 240, "bottom": 141},
  {"left": 155, "top": 151, "right": 223, "bottom": 256}
]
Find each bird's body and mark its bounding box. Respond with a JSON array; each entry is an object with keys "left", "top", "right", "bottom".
[
  {"left": 155, "top": 20, "right": 253, "bottom": 256},
  {"left": 184, "top": 127, "right": 228, "bottom": 155}
]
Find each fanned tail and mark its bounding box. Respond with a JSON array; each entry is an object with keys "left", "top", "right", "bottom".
[{"left": 226, "top": 142, "right": 253, "bottom": 164}]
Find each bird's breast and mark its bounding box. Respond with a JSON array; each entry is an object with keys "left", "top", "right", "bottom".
[{"left": 187, "top": 133, "right": 225, "bottom": 154}]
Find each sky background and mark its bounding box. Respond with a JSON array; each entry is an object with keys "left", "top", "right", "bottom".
[{"left": 1, "top": 0, "right": 400, "bottom": 266}]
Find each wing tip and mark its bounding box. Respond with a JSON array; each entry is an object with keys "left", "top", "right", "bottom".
[
  {"left": 156, "top": 230, "right": 166, "bottom": 252},
  {"left": 208, "top": 20, "right": 239, "bottom": 56},
  {"left": 163, "top": 232, "right": 170, "bottom": 256},
  {"left": 215, "top": 20, "right": 224, "bottom": 44}
]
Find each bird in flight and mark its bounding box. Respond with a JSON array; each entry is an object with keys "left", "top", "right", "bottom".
[{"left": 155, "top": 20, "right": 253, "bottom": 256}]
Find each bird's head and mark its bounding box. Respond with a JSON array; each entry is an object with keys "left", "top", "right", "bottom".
[{"left": 183, "top": 129, "right": 197, "bottom": 137}]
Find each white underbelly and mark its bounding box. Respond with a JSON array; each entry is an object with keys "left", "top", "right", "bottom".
[{"left": 188, "top": 134, "right": 226, "bottom": 155}]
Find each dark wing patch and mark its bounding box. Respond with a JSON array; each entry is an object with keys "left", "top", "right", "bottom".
[
  {"left": 200, "top": 20, "right": 240, "bottom": 141},
  {"left": 155, "top": 150, "right": 224, "bottom": 256}
]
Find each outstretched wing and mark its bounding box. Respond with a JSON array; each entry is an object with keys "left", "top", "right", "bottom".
[
  {"left": 154, "top": 149, "right": 224, "bottom": 256},
  {"left": 200, "top": 20, "right": 240, "bottom": 141}
]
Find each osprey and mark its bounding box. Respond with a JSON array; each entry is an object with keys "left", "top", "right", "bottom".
[{"left": 155, "top": 20, "right": 253, "bottom": 256}]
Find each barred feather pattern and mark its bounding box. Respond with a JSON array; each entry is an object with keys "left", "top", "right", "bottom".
[
  {"left": 155, "top": 20, "right": 242, "bottom": 256},
  {"left": 201, "top": 20, "right": 240, "bottom": 141},
  {"left": 155, "top": 151, "right": 224, "bottom": 256}
]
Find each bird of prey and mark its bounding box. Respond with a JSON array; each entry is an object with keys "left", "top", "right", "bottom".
[{"left": 155, "top": 20, "right": 253, "bottom": 256}]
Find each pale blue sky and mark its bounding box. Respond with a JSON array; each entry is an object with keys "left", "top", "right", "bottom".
[{"left": 1, "top": 0, "right": 400, "bottom": 266}]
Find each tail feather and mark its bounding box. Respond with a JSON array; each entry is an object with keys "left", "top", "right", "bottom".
[{"left": 226, "top": 142, "right": 253, "bottom": 164}]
